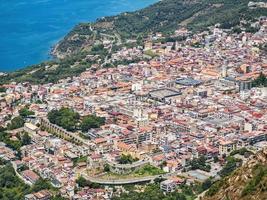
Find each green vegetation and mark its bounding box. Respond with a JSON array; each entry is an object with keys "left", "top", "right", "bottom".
[
  {"left": 252, "top": 72, "right": 267, "bottom": 87},
  {"left": 47, "top": 107, "right": 80, "bottom": 131},
  {"left": 144, "top": 50, "right": 158, "bottom": 58},
  {"left": 0, "top": 51, "right": 93, "bottom": 85},
  {"left": 7, "top": 116, "right": 25, "bottom": 130},
  {"left": 219, "top": 156, "right": 242, "bottom": 178},
  {"left": 47, "top": 107, "right": 105, "bottom": 132},
  {"left": 103, "top": 164, "right": 165, "bottom": 179},
  {"left": 104, "top": 164, "right": 110, "bottom": 172},
  {"left": 0, "top": 131, "right": 22, "bottom": 151},
  {"left": 0, "top": 129, "right": 31, "bottom": 152},
  {"left": 118, "top": 154, "right": 139, "bottom": 164},
  {"left": 80, "top": 115, "right": 105, "bottom": 132},
  {"left": 0, "top": 163, "right": 59, "bottom": 200},
  {"left": 21, "top": 132, "right": 31, "bottom": 146},
  {"left": 112, "top": 183, "right": 192, "bottom": 200},
  {"left": 19, "top": 107, "right": 35, "bottom": 118},
  {"left": 0, "top": 164, "right": 30, "bottom": 200},
  {"left": 213, "top": 156, "right": 219, "bottom": 163},
  {"left": 31, "top": 178, "right": 56, "bottom": 193},
  {"left": 135, "top": 164, "right": 165, "bottom": 176},
  {"left": 57, "top": 0, "right": 266, "bottom": 54},
  {"left": 0, "top": 158, "right": 8, "bottom": 165},
  {"left": 205, "top": 178, "right": 225, "bottom": 197},
  {"left": 242, "top": 164, "right": 267, "bottom": 196},
  {"left": 201, "top": 178, "right": 213, "bottom": 191},
  {"left": 91, "top": 44, "right": 105, "bottom": 52},
  {"left": 72, "top": 156, "right": 87, "bottom": 166},
  {"left": 0, "top": 87, "right": 6, "bottom": 93},
  {"left": 189, "top": 156, "right": 211, "bottom": 172},
  {"left": 76, "top": 176, "right": 101, "bottom": 188},
  {"left": 205, "top": 156, "right": 243, "bottom": 197},
  {"left": 230, "top": 147, "right": 254, "bottom": 157},
  {"left": 204, "top": 148, "right": 267, "bottom": 199},
  {"left": 51, "top": 195, "right": 66, "bottom": 200},
  {"left": 205, "top": 156, "right": 242, "bottom": 197}
]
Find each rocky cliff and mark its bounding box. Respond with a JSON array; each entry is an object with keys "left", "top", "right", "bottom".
[{"left": 203, "top": 148, "right": 267, "bottom": 200}]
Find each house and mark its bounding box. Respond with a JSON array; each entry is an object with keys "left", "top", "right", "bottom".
[
  {"left": 24, "top": 123, "right": 39, "bottom": 135},
  {"left": 163, "top": 159, "right": 182, "bottom": 173},
  {"left": 25, "top": 190, "right": 52, "bottom": 200},
  {"left": 22, "top": 170, "right": 40, "bottom": 184},
  {"left": 116, "top": 141, "right": 139, "bottom": 158},
  {"left": 160, "top": 177, "right": 184, "bottom": 193},
  {"left": 219, "top": 140, "right": 237, "bottom": 156}
]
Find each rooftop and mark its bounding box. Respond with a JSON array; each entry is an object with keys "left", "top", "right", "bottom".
[{"left": 176, "top": 77, "right": 203, "bottom": 86}]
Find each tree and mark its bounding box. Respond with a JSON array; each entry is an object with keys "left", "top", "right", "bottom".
[
  {"left": 19, "top": 108, "right": 35, "bottom": 118},
  {"left": 76, "top": 176, "right": 100, "bottom": 188},
  {"left": 118, "top": 154, "right": 139, "bottom": 164},
  {"left": 104, "top": 164, "right": 110, "bottom": 172},
  {"left": 202, "top": 178, "right": 213, "bottom": 191},
  {"left": 76, "top": 176, "right": 88, "bottom": 188},
  {"left": 47, "top": 108, "right": 80, "bottom": 131},
  {"left": 0, "top": 164, "right": 30, "bottom": 199},
  {"left": 189, "top": 156, "right": 211, "bottom": 172},
  {"left": 213, "top": 156, "right": 219, "bottom": 163},
  {"left": 0, "top": 131, "right": 22, "bottom": 151},
  {"left": 252, "top": 72, "right": 267, "bottom": 87},
  {"left": 219, "top": 157, "right": 242, "bottom": 177},
  {"left": 0, "top": 87, "right": 6, "bottom": 93},
  {"left": 80, "top": 115, "right": 105, "bottom": 132},
  {"left": 7, "top": 116, "right": 25, "bottom": 130},
  {"left": 22, "top": 132, "right": 31, "bottom": 145},
  {"left": 31, "top": 178, "right": 54, "bottom": 192}
]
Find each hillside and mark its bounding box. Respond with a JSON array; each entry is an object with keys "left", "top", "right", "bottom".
[
  {"left": 203, "top": 148, "right": 267, "bottom": 200},
  {"left": 53, "top": 0, "right": 267, "bottom": 57},
  {"left": 0, "top": 0, "right": 266, "bottom": 85}
]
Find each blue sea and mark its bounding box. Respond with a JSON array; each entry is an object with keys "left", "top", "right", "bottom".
[{"left": 0, "top": 0, "right": 157, "bottom": 72}]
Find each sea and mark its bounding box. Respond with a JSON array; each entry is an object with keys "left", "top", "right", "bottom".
[{"left": 0, "top": 0, "right": 157, "bottom": 72}]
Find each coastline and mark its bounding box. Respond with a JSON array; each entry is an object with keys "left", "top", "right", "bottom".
[{"left": 0, "top": 0, "right": 158, "bottom": 73}]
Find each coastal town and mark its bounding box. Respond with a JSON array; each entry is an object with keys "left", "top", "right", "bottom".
[{"left": 0, "top": 15, "right": 267, "bottom": 200}]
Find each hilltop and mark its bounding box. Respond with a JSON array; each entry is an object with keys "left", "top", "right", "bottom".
[
  {"left": 203, "top": 148, "right": 267, "bottom": 200},
  {"left": 53, "top": 0, "right": 267, "bottom": 57}
]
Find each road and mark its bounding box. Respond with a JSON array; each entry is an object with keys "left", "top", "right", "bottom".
[
  {"left": 83, "top": 174, "right": 159, "bottom": 185},
  {"left": 82, "top": 171, "right": 178, "bottom": 185}
]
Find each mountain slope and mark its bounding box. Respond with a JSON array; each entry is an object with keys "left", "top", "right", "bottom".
[
  {"left": 203, "top": 148, "right": 267, "bottom": 200},
  {"left": 54, "top": 0, "right": 267, "bottom": 57}
]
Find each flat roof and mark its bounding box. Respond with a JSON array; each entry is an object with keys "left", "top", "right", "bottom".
[
  {"left": 149, "top": 88, "right": 181, "bottom": 99},
  {"left": 176, "top": 78, "right": 203, "bottom": 86}
]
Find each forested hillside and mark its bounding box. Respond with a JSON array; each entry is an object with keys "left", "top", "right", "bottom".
[{"left": 55, "top": 0, "right": 267, "bottom": 56}]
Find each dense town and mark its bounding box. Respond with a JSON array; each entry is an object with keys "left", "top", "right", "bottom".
[{"left": 0, "top": 16, "right": 267, "bottom": 200}]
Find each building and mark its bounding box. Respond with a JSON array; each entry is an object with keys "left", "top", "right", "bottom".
[
  {"left": 24, "top": 123, "right": 39, "bottom": 135},
  {"left": 238, "top": 80, "right": 253, "bottom": 91},
  {"left": 25, "top": 190, "right": 52, "bottom": 200},
  {"left": 219, "top": 140, "right": 237, "bottom": 156},
  {"left": 160, "top": 177, "right": 184, "bottom": 193},
  {"left": 175, "top": 78, "right": 203, "bottom": 87},
  {"left": 148, "top": 88, "right": 181, "bottom": 103},
  {"left": 22, "top": 170, "right": 40, "bottom": 184}
]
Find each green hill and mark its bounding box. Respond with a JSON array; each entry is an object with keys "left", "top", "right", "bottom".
[{"left": 54, "top": 0, "right": 267, "bottom": 57}]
